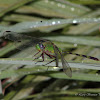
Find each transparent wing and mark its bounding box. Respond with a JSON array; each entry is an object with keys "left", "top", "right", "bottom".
[
  {"left": 3, "top": 31, "right": 49, "bottom": 58},
  {"left": 53, "top": 44, "right": 59, "bottom": 67},
  {"left": 53, "top": 44, "right": 72, "bottom": 77},
  {"left": 60, "top": 55, "right": 72, "bottom": 77},
  {"left": 3, "top": 31, "right": 47, "bottom": 50}
]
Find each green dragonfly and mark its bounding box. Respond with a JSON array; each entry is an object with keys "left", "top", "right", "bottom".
[{"left": 3, "top": 31, "right": 100, "bottom": 78}]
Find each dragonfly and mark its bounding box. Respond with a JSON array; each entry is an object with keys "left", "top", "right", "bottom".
[{"left": 3, "top": 31, "right": 100, "bottom": 78}]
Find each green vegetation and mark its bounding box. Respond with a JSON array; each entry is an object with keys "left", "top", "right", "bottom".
[{"left": 0, "top": 0, "right": 100, "bottom": 99}]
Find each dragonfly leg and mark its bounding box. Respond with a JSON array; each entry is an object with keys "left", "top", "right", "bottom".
[
  {"left": 44, "top": 52, "right": 57, "bottom": 70},
  {"left": 42, "top": 59, "right": 56, "bottom": 71},
  {"left": 33, "top": 53, "right": 42, "bottom": 61},
  {"left": 35, "top": 53, "right": 44, "bottom": 64},
  {"left": 32, "top": 51, "right": 40, "bottom": 58},
  {"left": 45, "top": 52, "right": 55, "bottom": 58},
  {"left": 43, "top": 59, "right": 56, "bottom": 66}
]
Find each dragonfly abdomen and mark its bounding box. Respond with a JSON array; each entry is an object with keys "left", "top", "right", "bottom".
[{"left": 66, "top": 52, "right": 100, "bottom": 61}]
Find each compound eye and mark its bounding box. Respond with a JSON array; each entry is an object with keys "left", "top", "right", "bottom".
[{"left": 39, "top": 43, "right": 44, "bottom": 49}]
